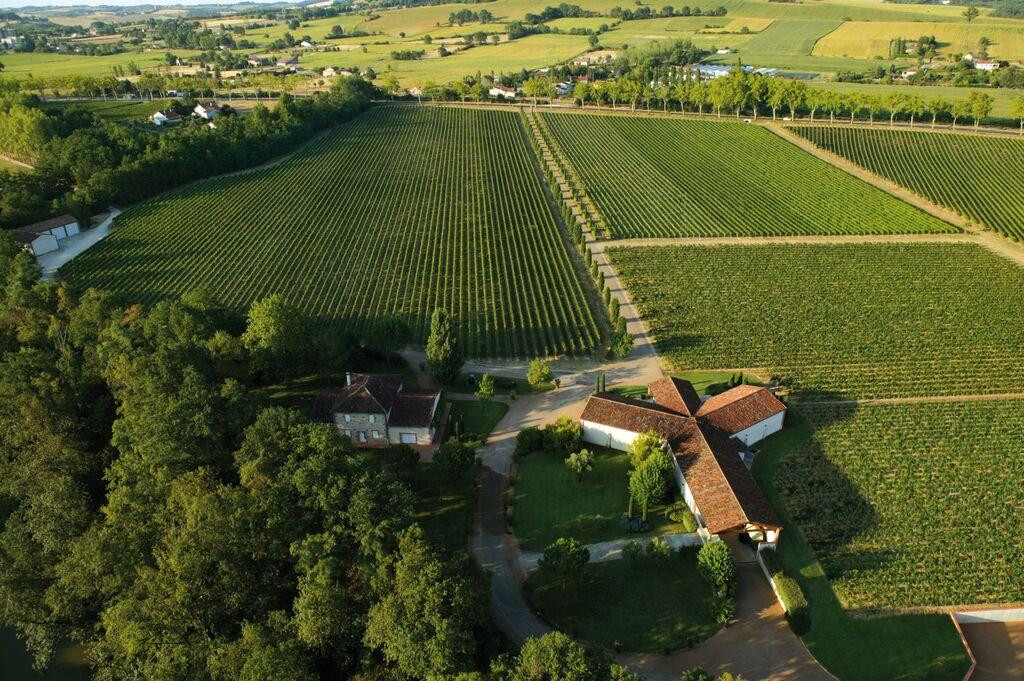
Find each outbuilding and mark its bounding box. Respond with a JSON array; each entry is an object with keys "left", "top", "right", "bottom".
[{"left": 16, "top": 214, "right": 81, "bottom": 256}]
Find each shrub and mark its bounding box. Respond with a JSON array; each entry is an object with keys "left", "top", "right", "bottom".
[
  {"left": 538, "top": 537, "right": 590, "bottom": 587},
  {"left": 645, "top": 537, "right": 672, "bottom": 568},
  {"left": 514, "top": 426, "right": 546, "bottom": 457},
  {"left": 683, "top": 668, "right": 713, "bottom": 681},
  {"left": 622, "top": 540, "right": 644, "bottom": 568},
  {"left": 761, "top": 549, "right": 811, "bottom": 634},
  {"left": 543, "top": 416, "right": 582, "bottom": 457},
  {"left": 697, "top": 541, "right": 735, "bottom": 598},
  {"left": 709, "top": 594, "right": 736, "bottom": 626},
  {"left": 527, "top": 358, "right": 553, "bottom": 388},
  {"left": 666, "top": 500, "right": 698, "bottom": 532}
]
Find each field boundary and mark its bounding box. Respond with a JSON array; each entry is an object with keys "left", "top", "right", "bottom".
[{"left": 603, "top": 234, "right": 973, "bottom": 248}]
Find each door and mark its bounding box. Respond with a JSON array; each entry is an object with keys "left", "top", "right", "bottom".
[{"left": 400, "top": 433, "right": 417, "bottom": 444}]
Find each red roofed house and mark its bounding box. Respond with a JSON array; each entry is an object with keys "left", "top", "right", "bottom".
[
  {"left": 16, "top": 214, "right": 81, "bottom": 256},
  {"left": 313, "top": 373, "right": 442, "bottom": 447},
  {"left": 580, "top": 377, "right": 785, "bottom": 545},
  {"left": 193, "top": 102, "right": 221, "bottom": 120},
  {"left": 151, "top": 110, "right": 183, "bottom": 126}
]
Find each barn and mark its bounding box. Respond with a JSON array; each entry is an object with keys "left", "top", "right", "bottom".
[{"left": 16, "top": 214, "right": 81, "bottom": 256}]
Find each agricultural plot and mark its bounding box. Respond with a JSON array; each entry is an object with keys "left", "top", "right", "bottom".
[
  {"left": 539, "top": 112, "right": 953, "bottom": 238},
  {"left": 608, "top": 243, "right": 1024, "bottom": 398},
  {"left": 793, "top": 127, "right": 1024, "bottom": 242},
  {"left": 44, "top": 99, "right": 171, "bottom": 123},
  {"left": 775, "top": 399, "right": 1024, "bottom": 610},
  {"left": 62, "top": 106, "right": 600, "bottom": 358},
  {"left": 814, "top": 20, "right": 1024, "bottom": 62}
]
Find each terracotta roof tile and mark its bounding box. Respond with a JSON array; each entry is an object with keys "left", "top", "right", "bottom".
[
  {"left": 649, "top": 376, "right": 702, "bottom": 416},
  {"left": 312, "top": 373, "right": 403, "bottom": 421},
  {"left": 697, "top": 385, "right": 786, "bottom": 436},
  {"left": 580, "top": 393, "right": 691, "bottom": 440},
  {"left": 389, "top": 389, "right": 440, "bottom": 428}
]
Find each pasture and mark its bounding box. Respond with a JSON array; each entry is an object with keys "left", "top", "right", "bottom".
[
  {"left": 608, "top": 243, "right": 1024, "bottom": 398},
  {"left": 0, "top": 51, "right": 199, "bottom": 79},
  {"left": 775, "top": 399, "right": 1024, "bottom": 610},
  {"left": 814, "top": 20, "right": 1024, "bottom": 62},
  {"left": 62, "top": 105, "right": 600, "bottom": 358},
  {"left": 794, "top": 127, "right": 1024, "bottom": 241},
  {"left": 43, "top": 98, "right": 171, "bottom": 122},
  {"left": 539, "top": 112, "right": 952, "bottom": 237}
]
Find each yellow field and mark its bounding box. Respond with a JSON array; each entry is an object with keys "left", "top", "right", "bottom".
[
  {"left": 356, "top": 4, "right": 471, "bottom": 37},
  {"left": 0, "top": 50, "right": 203, "bottom": 79},
  {"left": 244, "top": 16, "right": 354, "bottom": 46},
  {"left": 814, "top": 20, "right": 1024, "bottom": 61}
]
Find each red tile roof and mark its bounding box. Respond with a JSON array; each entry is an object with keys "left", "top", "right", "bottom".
[
  {"left": 580, "top": 393, "right": 691, "bottom": 440},
  {"left": 697, "top": 385, "right": 786, "bottom": 435},
  {"left": 675, "top": 421, "right": 780, "bottom": 534},
  {"left": 313, "top": 373, "right": 403, "bottom": 421},
  {"left": 389, "top": 389, "right": 440, "bottom": 428},
  {"left": 649, "top": 376, "right": 702, "bottom": 416}
]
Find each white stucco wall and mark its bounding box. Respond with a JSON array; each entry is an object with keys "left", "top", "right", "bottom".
[
  {"left": 31, "top": 234, "right": 59, "bottom": 255},
  {"left": 64, "top": 221, "right": 80, "bottom": 236},
  {"left": 731, "top": 411, "right": 785, "bottom": 446},
  {"left": 50, "top": 225, "right": 67, "bottom": 239},
  {"left": 387, "top": 426, "right": 432, "bottom": 446},
  {"left": 581, "top": 420, "right": 638, "bottom": 451},
  {"left": 671, "top": 456, "right": 706, "bottom": 529}
]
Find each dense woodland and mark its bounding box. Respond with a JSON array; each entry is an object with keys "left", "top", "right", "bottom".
[
  {"left": 0, "top": 234, "right": 645, "bottom": 680},
  {"left": 0, "top": 76, "right": 375, "bottom": 229}
]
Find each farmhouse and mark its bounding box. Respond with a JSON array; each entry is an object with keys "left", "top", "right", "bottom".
[
  {"left": 489, "top": 86, "right": 517, "bottom": 100},
  {"left": 322, "top": 67, "right": 337, "bottom": 77},
  {"left": 313, "top": 373, "right": 442, "bottom": 447},
  {"left": 974, "top": 59, "right": 1001, "bottom": 71},
  {"left": 151, "top": 110, "right": 182, "bottom": 126},
  {"left": 580, "top": 377, "right": 784, "bottom": 544},
  {"left": 15, "top": 214, "right": 81, "bottom": 256},
  {"left": 193, "top": 102, "right": 221, "bottom": 120},
  {"left": 277, "top": 55, "right": 299, "bottom": 68}
]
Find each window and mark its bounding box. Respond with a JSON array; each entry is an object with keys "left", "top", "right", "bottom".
[
  {"left": 344, "top": 414, "right": 351, "bottom": 423},
  {"left": 358, "top": 432, "right": 366, "bottom": 443},
  {"left": 369, "top": 415, "right": 375, "bottom": 424},
  {"left": 372, "top": 430, "right": 380, "bottom": 439}
]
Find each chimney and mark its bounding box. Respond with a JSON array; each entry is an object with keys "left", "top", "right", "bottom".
[{"left": 346, "top": 372, "right": 352, "bottom": 386}]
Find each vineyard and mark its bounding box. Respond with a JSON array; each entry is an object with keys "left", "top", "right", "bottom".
[
  {"left": 608, "top": 243, "right": 1024, "bottom": 398},
  {"left": 793, "top": 126, "right": 1024, "bottom": 242},
  {"left": 774, "top": 399, "right": 1024, "bottom": 610},
  {"left": 62, "top": 105, "right": 601, "bottom": 357},
  {"left": 537, "top": 112, "right": 954, "bottom": 238}
]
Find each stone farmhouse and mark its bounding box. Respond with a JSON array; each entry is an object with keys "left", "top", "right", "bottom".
[
  {"left": 580, "top": 377, "right": 785, "bottom": 545},
  {"left": 314, "top": 373, "right": 442, "bottom": 447},
  {"left": 15, "top": 214, "right": 81, "bottom": 256}
]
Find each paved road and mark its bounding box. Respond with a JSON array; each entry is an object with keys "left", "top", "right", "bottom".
[{"left": 961, "top": 622, "right": 1024, "bottom": 680}]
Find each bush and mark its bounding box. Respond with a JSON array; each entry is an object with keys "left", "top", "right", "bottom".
[
  {"left": 760, "top": 549, "right": 811, "bottom": 634},
  {"left": 543, "top": 417, "right": 582, "bottom": 457},
  {"left": 666, "top": 500, "right": 698, "bottom": 532},
  {"left": 645, "top": 537, "right": 672, "bottom": 567},
  {"left": 709, "top": 594, "right": 736, "bottom": 626},
  {"left": 622, "top": 540, "right": 644, "bottom": 568},
  {"left": 683, "top": 668, "right": 714, "bottom": 681},
  {"left": 514, "top": 426, "right": 545, "bottom": 457},
  {"left": 697, "top": 541, "right": 735, "bottom": 598}
]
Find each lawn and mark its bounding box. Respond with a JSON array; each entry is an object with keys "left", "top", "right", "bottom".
[
  {"left": 448, "top": 399, "right": 509, "bottom": 444},
  {"left": 774, "top": 399, "right": 1024, "bottom": 610},
  {"left": 751, "top": 410, "right": 972, "bottom": 681},
  {"left": 62, "top": 105, "right": 601, "bottom": 359},
  {"left": 409, "top": 462, "right": 476, "bottom": 554},
  {"left": 609, "top": 243, "right": 1024, "bottom": 398},
  {"left": 539, "top": 112, "right": 951, "bottom": 237},
  {"left": 512, "top": 446, "right": 691, "bottom": 550},
  {"left": 524, "top": 550, "right": 720, "bottom": 652}
]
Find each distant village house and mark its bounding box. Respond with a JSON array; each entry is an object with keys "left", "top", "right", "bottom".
[
  {"left": 489, "top": 86, "right": 517, "bottom": 100},
  {"left": 314, "top": 373, "right": 442, "bottom": 447},
  {"left": 193, "top": 102, "right": 221, "bottom": 120},
  {"left": 151, "top": 110, "right": 182, "bottom": 126}
]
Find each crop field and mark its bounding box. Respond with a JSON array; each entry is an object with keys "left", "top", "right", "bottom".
[
  {"left": 734, "top": 19, "right": 842, "bottom": 55},
  {"left": 44, "top": 99, "right": 171, "bottom": 122},
  {"left": 539, "top": 112, "right": 952, "bottom": 238},
  {"left": 775, "top": 399, "right": 1024, "bottom": 610},
  {"left": 62, "top": 106, "right": 600, "bottom": 358},
  {"left": 608, "top": 243, "right": 1024, "bottom": 398},
  {"left": 814, "top": 20, "right": 1024, "bottom": 62},
  {"left": 0, "top": 51, "right": 202, "bottom": 79},
  {"left": 794, "top": 127, "right": 1024, "bottom": 242}
]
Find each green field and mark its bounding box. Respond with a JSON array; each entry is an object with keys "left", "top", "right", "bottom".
[
  {"left": 43, "top": 98, "right": 171, "bottom": 122},
  {"left": 0, "top": 50, "right": 200, "bottom": 79},
  {"left": 524, "top": 550, "right": 720, "bottom": 652},
  {"left": 775, "top": 399, "right": 1024, "bottom": 610},
  {"left": 608, "top": 243, "right": 1024, "bottom": 398},
  {"left": 814, "top": 19, "right": 1024, "bottom": 62},
  {"left": 512, "top": 446, "right": 690, "bottom": 549},
  {"left": 539, "top": 112, "right": 952, "bottom": 237},
  {"left": 752, "top": 413, "right": 972, "bottom": 681},
  {"left": 794, "top": 126, "right": 1024, "bottom": 241},
  {"left": 62, "top": 105, "right": 601, "bottom": 358}
]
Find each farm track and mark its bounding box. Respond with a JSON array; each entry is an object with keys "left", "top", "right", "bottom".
[
  {"left": 0, "top": 152, "right": 34, "bottom": 170},
  {"left": 793, "top": 391, "right": 1024, "bottom": 407}
]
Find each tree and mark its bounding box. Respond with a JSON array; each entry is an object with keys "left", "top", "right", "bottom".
[
  {"left": 365, "top": 525, "right": 489, "bottom": 679},
  {"left": 627, "top": 430, "right": 667, "bottom": 469},
  {"left": 364, "top": 315, "right": 412, "bottom": 356},
  {"left": 968, "top": 91, "right": 993, "bottom": 129},
  {"left": 523, "top": 76, "right": 555, "bottom": 105},
  {"left": 475, "top": 372, "right": 495, "bottom": 402},
  {"left": 697, "top": 540, "right": 736, "bottom": 598},
  {"left": 928, "top": 95, "right": 950, "bottom": 128},
  {"left": 425, "top": 307, "right": 463, "bottom": 384},
  {"left": 566, "top": 448, "right": 594, "bottom": 481},
  {"left": 538, "top": 538, "right": 589, "bottom": 587},
  {"left": 498, "top": 632, "right": 616, "bottom": 681},
  {"left": 435, "top": 438, "right": 475, "bottom": 481},
  {"left": 242, "top": 294, "right": 310, "bottom": 380},
  {"left": 963, "top": 4, "right": 979, "bottom": 23},
  {"left": 527, "top": 358, "right": 553, "bottom": 388},
  {"left": 628, "top": 454, "right": 669, "bottom": 522},
  {"left": 543, "top": 416, "right": 582, "bottom": 456},
  {"left": 1012, "top": 96, "right": 1024, "bottom": 136}
]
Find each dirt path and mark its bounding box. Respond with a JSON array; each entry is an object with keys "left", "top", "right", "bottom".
[
  {"left": 0, "top": 153, "right": 33, "bottom": 170},
  {"left": 793, "top": 392, "right": 1024, "bottom": 407}
]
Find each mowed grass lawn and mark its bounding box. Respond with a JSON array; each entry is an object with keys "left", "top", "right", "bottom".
[
  {"left": 609, "top": 243, "right": 1024, "bottom": 398},
  {"left": 448, "top": 399, "right": 509, "bottom": 443},
  {"left": 512, "top": 447, "right": 689, "bottom": 550},
  {"left": 540, "top": 112, "right": 952, "bottom": 238},
  {"left": 524, "top": 550, "right": 720, "bottom": 652}
]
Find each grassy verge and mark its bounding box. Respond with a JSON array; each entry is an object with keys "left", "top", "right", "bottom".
[
  {"left": 451, "top": 372, "right": 553, "bottom": 395},
  {"left": 512, "top": 446, "right": 689, "bottom": 550},
  {"left": 408, "top": 462, "right": 475, "bottom": 555},
  {"left": 752, "top": 410, "right": 971, "bottom": 681},
  {"left": 524, "top": 550, "right": 720, "bottom": 652},
  {"left": 448, "top": 399, "right": 509, "bottom": 446}
]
